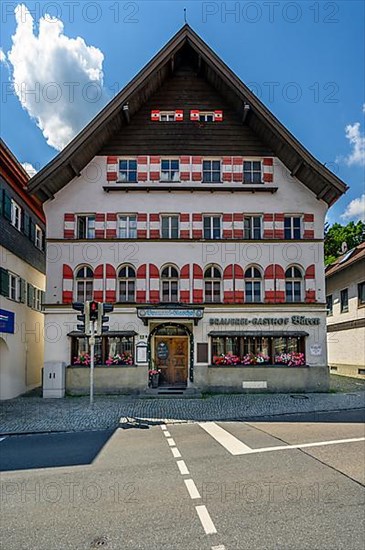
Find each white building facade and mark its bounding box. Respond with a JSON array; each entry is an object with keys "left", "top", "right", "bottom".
[{"left": 29, "top": 26, "right": 347, "bottom": 394}]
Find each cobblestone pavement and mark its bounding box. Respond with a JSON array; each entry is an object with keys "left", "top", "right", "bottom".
[{"left": 0, "top": 375, "right": 364, "bottom": 434}]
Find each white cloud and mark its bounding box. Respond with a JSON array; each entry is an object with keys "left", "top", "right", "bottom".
[
  {"left": 337, "top": 106, "right": 365, "bottom": 167},
  {"left": 21, "top": 162, "right": 38, "bottom": 177},
  {"left": 341, "top": 194, "right": 365, "bottom": 222},
  {"left": 6, "top": 4, "right": 109, "bottom": 151}
]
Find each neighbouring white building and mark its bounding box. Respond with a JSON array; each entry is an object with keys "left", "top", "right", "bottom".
[
  {"left": 326, "top": 243, "right": 365, "bottom": 378},
  {"left": 28, "top": 26, "right": 347, "bottom": 395},
  {"left": 0, "top": 139, "right": 46, "bottom": 399}
]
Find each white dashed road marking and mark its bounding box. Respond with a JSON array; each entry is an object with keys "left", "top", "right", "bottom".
[
  {"left": 171, "top": 447, "right": 182, "bottom": 458},
  {"left": 167, "top": 438, "right": 176, "bottom": 447},
  {"left": 199, "top": 422, "right": 252, "bottom": 455},
  {"left": 161, "top": 425, "right": 167, "bottom": 431},
  {"left": 184, "top": 478, "right": 201, "bottom": 500},
  {"left": 163, "top": 431, "right": 171, "bottom": 437},
  {"left": 195, "top": 505, "right": 217, "bottom": 535},
  {"left": 176, "top": 460, "right": 189, "bottom": 475}
]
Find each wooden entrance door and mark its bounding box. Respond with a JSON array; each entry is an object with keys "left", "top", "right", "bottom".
[{"left": 154, "top": 336, "right": 189, "bottom": 386}]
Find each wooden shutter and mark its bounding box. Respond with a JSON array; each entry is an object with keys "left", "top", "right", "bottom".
[
  {"left": 29, "top": 218, "right": 36, "bottom": 243},
  {"left": 23, "top": 212, "right": 31, "bottom": 237},
  {"left": 0, "top": 267, "right": 9, "bottom": 297},
  {"left": 27, "top": 283, "right": 35, "bottom": 307},
  {"left": 3, "top": 190, "right": 12, "bottom": 221},
  {"left": 20, "top": 278, "right": 26, "bottom": 303}
]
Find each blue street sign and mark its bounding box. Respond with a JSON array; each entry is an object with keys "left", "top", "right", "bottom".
[{"left": 0, "top": 309, "right": 15, "bottom": 334}]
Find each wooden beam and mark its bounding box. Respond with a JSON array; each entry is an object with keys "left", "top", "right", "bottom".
[
  {"left": 170, "top": 55, "right": 175, "bottom": 73},
  {"left": 242, "top": 102, "right": 250, "bottom": 124},
  {"left": 317, "top": 184, "right": 330, "bottom": 200},
  {"left": 122, "top": 103, "right": 130, "bottom": 124},
  {"left": 69, "top": 161, "right": 81, "bottom": 177},
  {"left": 290, "top": 160, "right": 303, "bottom": 177}
]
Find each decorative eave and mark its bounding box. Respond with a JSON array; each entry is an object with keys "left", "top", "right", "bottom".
[{"left": 27, "top": 24, "right": 348, "bottom": 206}]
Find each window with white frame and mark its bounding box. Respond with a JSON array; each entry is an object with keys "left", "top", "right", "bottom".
[
  {"left": 160, "top": 111, "right": 176, "bottom": 121},
  {"left": 284, "top": 216, "right": 302, "bottom": 239},
  {"left": 243, "top": 161, "right": 262, "bottom": 184},
  {"left": 8, "top": 272, "right": 20, "bottom": 301},
  {"left": 199, "top": 112, "right": 215, "bottom": 122},
  {"left": 77, "top": 215, "right": 95, "bottom": 239},
  {"left": 36, "top": 288, "right": 42, "bottom": 310},
  {"left": 75, "top": 266, "right": 93, "bottom": 302},
  {"left": 204, "top": 216, "right": 221, "bottom": 239},
  {"left": 161, "top": 159, "right": 180, "bottom": 182},
  {"left": 285, "top": 266, "right": 303, "bottom": 302},
  {"left": 161, "top": 215, "right": 179, "bottom": 239},
  {"left": 245, "top": 266, "right": 262, "bottom": 303},
  {"left": 204, "top": 266, "right": 222, "bottom": 303},
  {"left": 119, "top": 159, "right": 137, "bottom": 183},
  {"left": 118, "top": 265, "right": 136, "bottom": 302},
  {"left": 118, "top": 215, "right": 137, "bottom": 239},
  {"left": 202, "top": 160, "right": 221, "bottom": 183},
  {"left": 244, "top": 216, "right": 262, "bottom": 239},
  {"left": 11, "top": 200, "right": 22, "bottom": 230},
  {"left": 35, "top": 225, "right": 43, "bottom": 249},
  {"left": 161, "top": 266, "right": 179, "bottom": 302}
]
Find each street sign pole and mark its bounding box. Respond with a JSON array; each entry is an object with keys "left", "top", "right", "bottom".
[{"left": 89, "top": 319, "right": 95, "bottom": 405}]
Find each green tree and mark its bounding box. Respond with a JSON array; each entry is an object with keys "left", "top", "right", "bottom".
[{"left": 324, "top": 220, "right": 365, "bottom": 265}]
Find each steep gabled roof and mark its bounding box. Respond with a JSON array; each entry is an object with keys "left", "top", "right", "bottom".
[
  {"left": 325, "top": 242, "right": 365, "bottom": 278},
  {"left": 27, "top": 24, "right": 348, "bottom": 204}
]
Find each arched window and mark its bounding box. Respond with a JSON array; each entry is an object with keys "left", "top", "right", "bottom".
[
  {"left": 118, "top": 265, "right": 136, "bottom": 302},
  {"left": 285, "top": 266, "right": 303, "bottom": 302},
  {"left": 161, "top": 265, "right": 179, "bottom": 302},
  {"left": 245, "top": 266, "right": 262, "bottom": 303},
  {"left": 204, "top": 265, "right": 222, "bottom": 303},
  {"left": 75, "top": 266, "right": 93, "bottom": 302}
]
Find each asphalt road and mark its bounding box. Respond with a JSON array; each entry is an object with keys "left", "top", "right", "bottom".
[{"left": 1, "top": 409, "right": 364, "bottom": 550}]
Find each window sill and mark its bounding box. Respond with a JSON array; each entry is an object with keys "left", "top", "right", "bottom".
[
  {"left": 103, "top": 185, "right": 278, "bottom": 194},
  {"left": 208, "top": 363, "right": 309, "bottom": 368}
]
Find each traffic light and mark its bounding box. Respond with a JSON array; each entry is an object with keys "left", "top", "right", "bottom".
[
  {"left": 89, "top": 300, "right": 99, "bottom": 321},
  {"left": 96, "top": 303, "right": 114, "bottom": 336},
  {"left": 72, "top": 301, "right": 91, "bottom": 335}
]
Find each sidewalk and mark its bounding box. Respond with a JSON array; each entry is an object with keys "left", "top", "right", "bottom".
[{"left": 1, "top": 375, "right": 364, "bottom": 435}]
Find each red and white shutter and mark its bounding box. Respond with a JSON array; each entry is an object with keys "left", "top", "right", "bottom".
[
  {"left": 222, "top": 157, "right": 233, "bottom": 182},
  {"left": 107, "top": 156, "right": 118, "bottom": 182},
  {"left": 180, "top": 213, "right": 190, "bottom": 238},
  {"left": 223, "top": 265, "right": 234, "bottom": 304},
  {"left": 149, "top": 214, "right": 160, "bottom": 238},
  {"left": 149, "top": 264, "right": 159, "bottom": 303},
  {"left": 95, "top": 213, "right": 105, "bottom": 239},
  {"left": 263, "top": 214, "right": 274, "bottom": 239},
  {"left": 136, "top": 264, "right": 147, "bottom": 303},
  {"left": 106, "top": 213, "right": 117, "bottom": 238},
  {"left": 180, "top": 156, "right": 191, "bottom": 181},
  {"left": 175, "top": 109, "right": 184, "bottom": 121},
  {"left": 149, "top": 156, "right": 160, "bottom": 181},
  {"left": 191, "top": 156, "right": 202, "bottom": 181},
  {"left": 232, "top": 157, "right": 243, "bottom": 182},
  {"left": 64, "top": 213, "right": 75, "bottom": 239},
  {"left": 274, "top": 213, "right": 285, "bottom": 239},
  {"left": 192, "top": 264, "right": 203, "bottom": 303},
  {"left": 262, "top": 158, "right": 273, "bottom": 183},
  {"left": 214, "top": 110, "right": 223, "bottom": 122},
  {"left": 190, "top": 110, "right": 199, "bottom": 121},
  {"left": 62, "top": 264, "right": 73, "bottom": 304},
  {"left": 137, "top": 213, "right": 147, "bottom": 238},
  {"left": 151, "top": 110, "right": 160, "bottom": 121},
  {"left": 137, "top": 156, "right": 148, "bottom": 182},
  {"left": 264, "top": 265, "right": 285, "bottom": 303},
  {"left": 93, "top": 265, "right": 104, "bottom": 302},
  {"left": 305, "top": 264, "right": 316, "bottom": 303},
  {"left": 303, "top": 214, "right": 315, "bottom": 239},
  {"left": 192, "top": 213, "right": 203, "bottom": 239},
  {"left": 105, "top": 264, "right": 116, "bottom": 303},
  {"left": 180, "top": 264, "right": 190, "bottom": 303},
  {"left": 233, "top": 213, "right": 244, "bottom": 238},
  {"left": 222, "top": 213, "right": 233, "bottom": 238},
  {"left": 234, "top": 265, "right": 244, "bottom": 303}
]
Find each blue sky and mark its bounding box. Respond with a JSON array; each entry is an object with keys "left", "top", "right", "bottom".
[{"left": 1, "top": 0, "right": 364, "bottom": 223}]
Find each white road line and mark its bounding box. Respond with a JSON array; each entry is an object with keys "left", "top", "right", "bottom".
[
  {"left": 177, "top": 460, "right": 189, "bottom": 475},
  {"left": 167, "top": 438, "right": 176, "bottom": 447},
  {"left": 171, "top": 447, "right": 182, "bottom": 458},
  {"left": 199, "top": 422, "right": 252, "bottom": 455},
  {"left": 163, "top": 431, "right": 171, "bottom": 437},
  {"left": 212, "top": 546, "right": 226, "bottom": 550},
  {"left": 246, "top": 437, "right": 365, "bottom": 455},
  {"left": 184, "top": 478, "right": 201, "bottom": 500},
  {"left": 195, "top": 505, "right": 217, "bottom": 535},
  {"left": 161, "top": 425, "right": 167, "bottom": 431}
]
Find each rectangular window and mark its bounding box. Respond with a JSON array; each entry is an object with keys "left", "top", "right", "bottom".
[
  {"left": 77, "top": 215, "right": 95, "bottom": 239},
  {"left": 358, "top": 282, "right": 365, "bottom": 307},
  {"left": 203, "top": 216, "right": 221, "bottom": 239},
  {"left": 244, "top": 216, "right": 262, "bottom": 239},
  {"left": 161, "top": 215, "right": 179, "bottom": 238},
  {"left": 202, "top": 160, "right": 221, "bottom": 183},
  {"left": 284, "top": 216, "right": 302, "bottom": 239},
  {"left": 35, "top": 288, "right": 42, "bottom": 310},
  {"left": 340, "top": 288, "right": 349, "bottom": 313},
  {"left": 199, "top": 112, "right": 215, "bottom": 122},
  {"left": 326, "top": 295, "right": 333, "bottom": 316},
  {"left": 119, "top": 159, "right": 137, "bottom": 183},
  {"left": 11, "top": 200, "right": 22, "bottom": 230},
  {"left": 161, "top": 159, "right": 180, "bottom": 182},
  {"left": 211, "top": 336, "right": 273, "bottom": 364},
  {"left": 118, "top": 215, "right": 137, "bottom": 239},
  {"left": 160, "top": 111, "right": 176, "bottom": 121},
  {"left": 9, "top": 272, "right": 20, "bottom": 301},
  {"left": 243, "top": 161, "right": 262, "bottom": 184},
  {"left": 107, "top": 336, "right": 134, "bottom": 363},
  {"left": 35, "top": 225, "right": 43, "bottom": 249},
  {"left": 72, "top": 336, "right": 102, "bottom": 365},
  {"left": 286, "top": 281, "right": 301, "bottom": 303},
  {"left": 246, "top": 281, "right": 261, "bottom": 303}
]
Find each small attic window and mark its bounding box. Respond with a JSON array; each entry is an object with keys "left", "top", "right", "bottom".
[
  {"left": 190, "top": 110, "right": 223, "bottom": 122},
  {"left": 151, "top": 110, "right": 183, "bottom": 122},
  {"left": 200, "top": 112, "right": 214, "bottom": 122}
]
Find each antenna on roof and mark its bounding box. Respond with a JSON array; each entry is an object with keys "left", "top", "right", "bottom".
[{"left": 184, "top": 7, "right": 187, "bottom": 23}]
